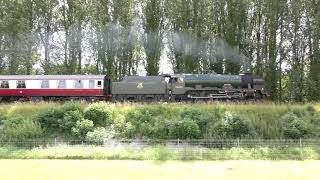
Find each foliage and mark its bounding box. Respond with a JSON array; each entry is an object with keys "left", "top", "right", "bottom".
[
  {"left": 84, "top": 102, "right": 113, "bottom": 127},
  {"left": 280, "top": 112, "right": 312, "bottom": 139},
  {"left": 168, "top": 118, "right": 201, "bottom": 139},
  {"left": 71, "top": 119, "right": 94, "bottom": 139},
  {"left": 35, "top": 102, "right": 82, "bottom": 134},
  {"left": 0, "top": 115, "right": 43, "bottom": 140},
  {"left": 60, "top": 110, "right": 84, "bottom": 131},
  {"left": 0, "top": 145, "right": 319, "bottom": 160},
  {"left": 1, "top": 102, "right": 320, "bottom": 140},
  {"left": 212, "top": 112, "right": 256, "bottom": 139},
  {"left": 86, "top": 127, "right": 109, "bottom": 144}
]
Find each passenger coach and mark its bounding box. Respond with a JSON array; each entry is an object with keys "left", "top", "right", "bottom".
[{"left": 0, "top": 75, "right": 111, "bottom": 101}]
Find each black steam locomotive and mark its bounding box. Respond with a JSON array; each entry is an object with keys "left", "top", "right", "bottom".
[{"left": 112, "top": 73, "right": 266, "bottom": 102}]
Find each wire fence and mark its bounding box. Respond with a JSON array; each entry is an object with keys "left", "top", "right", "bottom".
[
  {"left": 1, "top": 139, "right": 319, "bottom": 160},
  {"left": 1, "top": 139, "right": 319, "bottom": 149}
]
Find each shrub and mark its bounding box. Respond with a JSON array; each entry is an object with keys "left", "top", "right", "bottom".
[
  {"left": 0, "top": 107, "right": 8, "bottom": 126},
  {"left": 212, "top": 112, "right": 256, "bottom": 139},
  {"left": 0, "top": 115, "right": 43, "bottom": 140},
  {"left": 178, "top": 107, "right": 225, "bottom": 138},
  {"left": 60, "top": 110, "right": 84, "bottom": 131},
  {"left": 179, "top": 108, "right": 208, "bottom": 131},
  {"left": 84, "top": 102, "right": 113, "bottom": 127},
  {"left": 149, "top": 118, "right": 170, "bottom": 139},
  {"left": 123, "top": 122, "right": 137, "bottom": 138},
  {"left": 112, "top": 113, "right": 137, "bottom": 138},
  {"left": 281, "top": 112, "right": 312, "bottom": 139},
  {"left": 306, "top": 105, "right": 316, "bottom": 116},
  {"left": 71, "top": 119, "right": 94, "bottom": 139},
  {"left": 168, "top": 118, "right": 201, "bottom": 139},
  {"left": 126, "top": 108, "right": 153, "bottom": 125},
  {"left": 124, "top": 108, "right": 155, "bottom": 138},
  {"left": 86, "top": 127, "right": 108, "bottom": 144},
  {"left": 35, "top": 102, "right": 82, "bottom": 134}
]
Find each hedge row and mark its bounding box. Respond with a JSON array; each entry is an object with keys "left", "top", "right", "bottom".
[{"left": 0, "top": 102, "right": 319, "bottom": 141}]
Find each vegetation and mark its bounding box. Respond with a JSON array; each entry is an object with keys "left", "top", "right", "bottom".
[
  {"left": 0, "top": 145, "right": 319, "bottom": 160},
  {"left": 0, "top": 102, "right": 320, "bottom": 140},
  {"left": 1, "top": 0, "right": 319, "bottom": 102}
]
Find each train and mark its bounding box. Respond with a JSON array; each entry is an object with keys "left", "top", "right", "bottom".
[{"left": 0, "top": 73, "right": 266, "bottom": 102}]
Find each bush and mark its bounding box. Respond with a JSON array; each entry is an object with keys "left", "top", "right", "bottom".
[
  {"left": 35, "top": 102, "right": 82, "bottom": 134},
  {"left": 60, "top": 110, "right": 84, "bottom": 131},
  {"left": 124, "top": 108, "right": 155, "bottom": 138},
  {"left": 0, "top": 115, "right": 43, "bottom": 140},
  {"left": 71, "top": 119, "right": 94, "bottom": 139},
  {"left": 306, "top": 105, "right": 316, "bottom": 116},
  {"left": 178, "top": 107, "right": 225, "bottom": 138},
  {"left": 126, "top": 108, "right": 153, "bottom": 125},
  {"left": 84, "top": 102, "right": 113, "bottom": 127},
  {"left": 0, "top": 107, "right": 8, "bottom": 126},
  {"left": 212, "top": 112, "right": 256, "bottom": 139},
  {"left": 168, "top": 118, "right": 201, "bottom": 139},
  {"left": 86, "top": 127, "right": 108, "bottom": 144},
  {"left": 281, "top": 112, "right": 312, "bottom": 139},
  {"left": 180, "top": 108, "right": 208, "bottom": 131},
  {"left": 149, "top": 118, "right": 170, "bottom": 139}
]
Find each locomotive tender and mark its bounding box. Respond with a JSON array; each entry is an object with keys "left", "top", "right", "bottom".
[{"left": 0, "top": 73, "right": 266, "bottom": 102}]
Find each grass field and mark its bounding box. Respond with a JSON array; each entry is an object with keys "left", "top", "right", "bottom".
[{"left": 0, "top": 160, "right": 319, "bottom": 180}]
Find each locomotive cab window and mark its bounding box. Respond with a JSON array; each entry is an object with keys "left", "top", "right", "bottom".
[
  {"left": 169, "top": 78, "right": 178, "bottom": 83},
  {"left": 0, "top": 81, "right": 9, "bottom": 88},
  {"left": 74, "top": 80, "right": 83, "bottom": 88},
  {"left": 97, "top": 81, "right": 102, "bottom": 87},
  {"left": 41, "top": 80, "right": 50, "bottom": 88},
  {"left": 17, "top": 80, "right": 26, "bottom": 88},
  {"left": 58, "top": 80, "right": 66, "bottom": 88}
]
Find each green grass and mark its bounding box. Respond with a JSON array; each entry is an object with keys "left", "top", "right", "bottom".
[
  {"left": 0, "top": 145, "right": 319, "bottom": 160},
  {"left": 0, "top": 160, "right": 319, "bottom": 180}
]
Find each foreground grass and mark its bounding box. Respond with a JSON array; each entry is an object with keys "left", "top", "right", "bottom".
[
  {"left": 0, "top": 160, "right": 319, "bottom": 180},
  {"left": 0, "top": 145, "right": 319, "bottom": 160}
]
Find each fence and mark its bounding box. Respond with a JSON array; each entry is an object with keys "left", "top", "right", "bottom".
[
  {"left": 0, "top": 139, "right": 319, "bottom": 149},
  {"left": 0, "top": 139, "right": 319, "bottom": 160}
]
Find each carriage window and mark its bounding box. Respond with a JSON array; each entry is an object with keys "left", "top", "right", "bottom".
[
  {"left": 17, "top": 80, "right": 26, "bottom": 88},
  {"left": 0, "top": 81, "right": 9, "bottom": 88},
  {"left": 58, "top": 80, "right": 66, "bottom": 88},
  {"left": 74, "top": 80, "right": 83, "bottom": 88},
  {"left": 41, "top": 80, "right": 50, "bottom": 88},
  {"left": 89, "top": 80, "right": 95, "bottom": 88},
  {"left": 97, "top": 81, "right": 102, "bottom": 88}
]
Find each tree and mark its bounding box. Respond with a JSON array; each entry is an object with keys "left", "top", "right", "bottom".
[
  {"left": 143, "top": 0, "right": 164, "bottom": 75},
  {"left": 34, "top": 0, "right": 59, "bottom": 74}
]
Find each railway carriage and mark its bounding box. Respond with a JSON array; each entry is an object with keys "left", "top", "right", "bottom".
[{"left": 0, "top": 75, "right": 111, "bottom": 101}]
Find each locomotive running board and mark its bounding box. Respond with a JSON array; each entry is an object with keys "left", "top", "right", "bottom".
[{"left": 188, "top": 94, "right": 243, "bottom": 99}]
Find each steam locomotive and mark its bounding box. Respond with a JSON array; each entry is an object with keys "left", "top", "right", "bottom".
[{"left": 0, "top": 73, "right": 266, "bottom": 102}]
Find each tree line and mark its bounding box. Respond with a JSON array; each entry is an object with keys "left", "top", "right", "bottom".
[{"left": 0, "top": 0, "right": 319, "bottom": 102}]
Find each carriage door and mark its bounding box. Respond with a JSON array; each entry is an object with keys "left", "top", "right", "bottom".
[{"left": 103, "top": 76, "right": 111, "bottom": 96}]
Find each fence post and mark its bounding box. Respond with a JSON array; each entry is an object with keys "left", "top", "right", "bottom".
[
  {"left": 299, "top": 138, "right": 302, "bottom": 149},
  {"left": 54, "top": 138, "right": 57, "bottom": 159},
  {"left": 237, "top": 139, "right": 240, "bottom": 148},
  {"left": 177, "top": 138, "right": 180, "bottom": 148}
]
